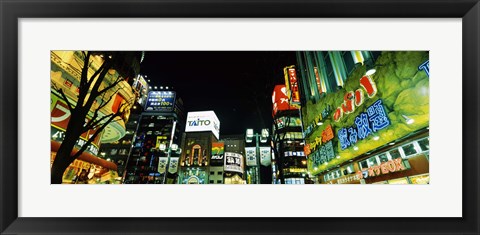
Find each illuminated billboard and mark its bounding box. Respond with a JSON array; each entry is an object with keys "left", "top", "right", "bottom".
[
  {"left": 211, "top": 142, "right": 225, "bottom": 166},
  {"left": 185, "top": 111, "right": 220, "bottom": 139},
  {"left": 271, "top": 85, "right": 299, "bottom": 117},
  {"left": 224, "top": 152, "right": 244, "bottom": 173},
  {"left": 145, "top": 91, "right": 176, "bottom": 112}
]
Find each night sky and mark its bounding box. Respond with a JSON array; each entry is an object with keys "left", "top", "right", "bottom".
[{"left": 139, "top": 51, "right": 297, "bottom": 136}]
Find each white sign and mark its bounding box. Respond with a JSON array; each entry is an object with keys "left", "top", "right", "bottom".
[
  {"left": 185, "top": 111, "right": 220, "bottom": 139},
  {"left": 168, "top": 157, "right": 179, "bottom": 174},
  {"left": 224, "top": 152, "right": 244, "bottom": 173},
  {"left": 245, "top": 147, "right": 257, "bottom": 166},
  {"left": 259, "top": 147, "right": 272, "bottom": 166},
  {"left": 157, "top": 157, "right": 168, "bottom": 174}
]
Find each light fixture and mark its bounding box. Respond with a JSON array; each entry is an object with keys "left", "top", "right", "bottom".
[
  {"left": 365, "top": 68, "right": 376, "bottom": 76},
  {"left": 353, "top": 146, "right": 359, "bottom": 151},
  {"left": 314, "top": 167, "right": 318, "bottom": 171},
  {"left": 166, "top": 86, "right": 169, "bottom": 90},
  {"left": 336, "top": 155, "right": 341, "bottom": 159},
  {"left": 159, "top": 143, "right": 167, "bottom": 151},
  {"left": 171, "top": 144, "right": 178, "bottom": 151},
  {"left": 246, "top": 129, "right": 254, "bottom": 143},
  {"left": 388, "top": 142, "right": 395, "bottom": 146},
  {"left": 373, "top": 135, "right": 380, "bottom": 140},
  {"left": 324, "top": 162, "right": 328, "bottom": 166},
  {"left": 246, "top": 129, "right": 254, "bottom": 137},
  {"left": 261, "top": 129, "right": 269, "bottom": 138},
  {"left": 154, "top": 86, "right": 158, "bottom": 90},
  {"left": 402, "top": 114, "right": 415, "bottom": 124},
  {"left": 317, "top": 121, "right": 323, "bottom": 126},
  {"left": 160, "top": 86, "right": 164, "bottom": 90}
]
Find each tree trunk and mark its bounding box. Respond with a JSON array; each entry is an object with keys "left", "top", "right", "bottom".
[{"left": 51, "top": 110, "right": 87, "bottom": 184}]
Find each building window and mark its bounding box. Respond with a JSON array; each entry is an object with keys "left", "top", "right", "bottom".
[
  {"left": 324, "top": 53, "right": 336, "bottom": 91},
  {"left": 217, "top": 180, "right": 222, "bottom": 183},
  {"left": 209, "top": 180, "right": 214, "bottom": 184},
  {"left": 210, "top": 171, "right": 214, "bottom": 175},
  {"left": 402, "top": 143, "right": 418, "bottom": 157},
  {"left": 389, "top": 149, "right": 402, "bottom": 159},
  {"left": 378, "top": 153, "right": 389, "bottom": 163},
  {"left": 417, "top": 138, "right": 429, "bottom": 152},
  {"left": 342, "top": 51, "right": 356, "bottom": 76},
  {"left": 217, "top": 172, "right": 222, "bottom": 175},
  {"left": 345, "top": 164, "right": 354, "bottom": 174},
  {"left": 359, "top": 160, "right": 369, "bottom": 170}
]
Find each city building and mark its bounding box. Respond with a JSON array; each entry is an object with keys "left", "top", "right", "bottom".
[
  {"left": 271, "top": 66, "right": 308, "bottom": 184},
  {"left": 244, "top": 129, "right": 272, "bottom": 184},
  {"left": 98, "top": 75, "right": 149, "bottom": 180},
  {"left": 178, "top": 111, "right": 220, "bottom": 184},
  {"left": 222, "top": 135, "right": 246, "bottom": 184},
  {"left": 123, "top": 88, "right": 186, "bottom": 184},
  {"left": 209, "top": 141, "right": 225, "bottom": 184},
  {"left": 296, "top": 51, "right": 430, "bottom": 184},
  {"left": 50, "top": 51, "right": 142, "bottom": 184}
]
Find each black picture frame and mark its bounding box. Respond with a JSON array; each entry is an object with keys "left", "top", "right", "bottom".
[{"left": 1, "top": 0, "right": 478, "bottom": 234}]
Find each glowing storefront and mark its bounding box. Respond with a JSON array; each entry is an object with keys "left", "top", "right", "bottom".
[
  {"left": 50, "top": 51, "right": 141, "bottom": 184},
  {"left": 297, "top": 51, "right": 430, "bottom": 184}
]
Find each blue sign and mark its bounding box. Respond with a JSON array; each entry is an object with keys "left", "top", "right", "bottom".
[
  {"left": 338, "top": 99, "right": 391, "bottom": 150},
  {"left": 145, "top": 91, "right": 176, "bottom": 112},
  {"left": 418, "top": 60, "right": 429, "bottom": 78},
  {"left": 311, "top": 141, "right": 335, "bottom": 167}
]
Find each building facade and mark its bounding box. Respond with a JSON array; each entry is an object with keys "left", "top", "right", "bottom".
[
  {"left": 270, "top": 66, "right": 308, "bottom": 184},
  {"left": 99, "top": 75, "right": 149, "bottom": 180},
  {"left": 223, "top": 135, "right": 246, "bottom": 184},
  {"left": 123, "top": 89, "right": 185, "bottom": 184},
  {"left": 50, "top": 51, "right": 142, "bottom": 184},
  {"left": 296, "top": 51, "right": 430, "bottom": 184},
  {"left": 178, "top": 111, "right": 220, "bottom": 184}
]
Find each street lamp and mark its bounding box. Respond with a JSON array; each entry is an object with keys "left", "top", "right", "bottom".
[
  {"left": 245, "top": 128, "right": 270, "bottom": 184},
  {"left": 159, "top": 143, "right": 180, "bottom": 184}
]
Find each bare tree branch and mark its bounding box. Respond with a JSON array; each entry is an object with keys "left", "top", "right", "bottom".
[
  {"left": 97, "top": 87, "right": 121, "bottom": 111},
  {"left": 83, "top": 59, "right": 113, "bottom": 109},
  {"left": 73, "top": 100, "right": 130, "bottom": 160},
  {"left": 86, "top": 56, "right": 109, "bottom": 90},
  {"left": 97, "top": 75, "right": 124, "bottom": 96},
  {"left": 52, "top": 83, "right": 75, "bottom": 113},
  {"left": 83, "top": 113, "right": 115, "bottom": 133},
  {"left": 69, "top": 111, "right": 122, "bottom": 161},
  {"left": 80, "top": 51, "right": 91, "bottom": 90},
  {"left": 87, "top": 90, "right": 109, "bottom": 126}
]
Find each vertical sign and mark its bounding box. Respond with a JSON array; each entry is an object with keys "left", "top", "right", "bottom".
[
  {"left": 287, "top": 67, "right": 300, "bottom": 104},
  {"left": 245, "top": 147, "right": 257, "bottom": 166}
]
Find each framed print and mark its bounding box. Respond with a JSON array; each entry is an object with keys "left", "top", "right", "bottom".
[{"left": 1, "top": 0, "right": 479, "bottom": 234}]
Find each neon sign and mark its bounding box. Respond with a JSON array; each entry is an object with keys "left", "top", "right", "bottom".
[
  {"left": 418, "top": 60, "right": 430, "bottom": 77},
  {"left": 333, "top": 73, "right": 378, "bottom": 122},
  {"left": 306, "top": 124, "right": 335, "bottom": 152},
  {"left": 356, "top": 158, "right": 409, "bottom": 179},
  {"left": 338, "top": 99, "right": 391, "bottom": 150}
]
